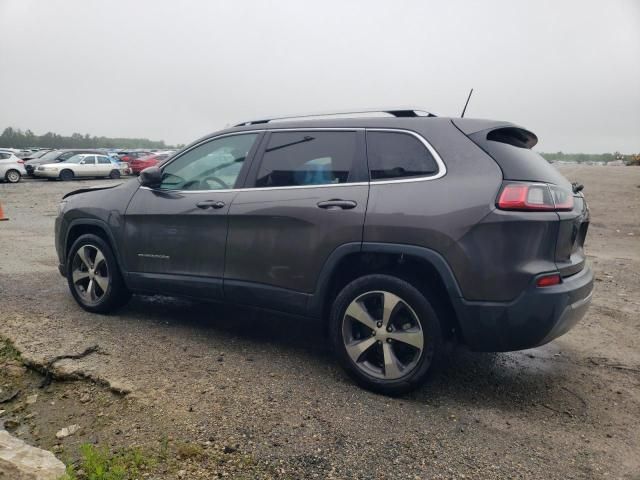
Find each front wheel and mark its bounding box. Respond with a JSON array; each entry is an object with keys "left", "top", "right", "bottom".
[
  {"left": 5, "top": 169, "right": 21, "bottom": 183},
  {"left": 109, "top": 169, "right": 121, "bottom": 179},
  {"left": 329, "top": 274, "right": 442, "bottom": 395},
  {"left": 66, "top": 234, "right": 131, "bottom": 313},
  {"left": 59, "top": 169, "right": 74, "bottom": 181}
]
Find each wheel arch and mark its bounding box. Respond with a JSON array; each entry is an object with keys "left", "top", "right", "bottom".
[
  {"left": 64, "top": 219, "right": 126, "bottom": 277},
  {"left": 310, "top": 242, "right": 466, "bottom": 343}
]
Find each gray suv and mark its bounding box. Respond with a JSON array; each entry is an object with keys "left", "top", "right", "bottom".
[{"left": 54, "top": 109, "right": 593, "bottom": 394}]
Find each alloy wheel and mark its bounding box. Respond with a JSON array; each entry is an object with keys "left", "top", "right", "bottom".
[
  {"left": 341, "top": 290, "right": 425, "bottom": 380},
  {"left": 6, "top": 170, "right": 20, "bottom": 183},
  {"left": 71, "top": 244, "right": 110, "bottom": 304}
]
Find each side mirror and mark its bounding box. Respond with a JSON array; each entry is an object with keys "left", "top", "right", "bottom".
[{"left": 139, "top": 166, "right": 162, "bottom": 188}]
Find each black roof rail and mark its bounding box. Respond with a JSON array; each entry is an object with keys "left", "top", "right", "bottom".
[{"left": 234, "top": 108, "right": 436, "bottom": 127}]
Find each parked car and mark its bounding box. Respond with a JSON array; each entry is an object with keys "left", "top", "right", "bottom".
[
  {"left": 129, "top": 153, "right": 170, "bottom": 174},
  {"left": 110, "top": 157, "right": 131, "bottom": 176},
  {"left": 54, "top": 109, "right": 593, "bottom": 394},
  {"left": 25, "top": 149, "right": 102, "bottom": 176},
  {"left": 22, "top": 149, "right": 52, "bottom": 161},
  {"left": 35, "top": 153, "right": 124, "bottom": 180},
  {"left": 0, "top": 151, "right": 27, "bottom": 183},
  {"left": 117, "top": 151, "right": 152, "bottom": 163}
]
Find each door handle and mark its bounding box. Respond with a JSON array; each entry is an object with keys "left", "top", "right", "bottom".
[
  {"left": 196, "top": 200, "right": 226, "bottom": 209},
  {"left": 317, "top": 199, "right": 357, "bottom": 210}
]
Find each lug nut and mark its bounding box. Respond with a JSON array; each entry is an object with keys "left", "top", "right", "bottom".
[
  {"left": 377, "top": 340, "right": 382, "bottom": 345},
  {"left": 386, "top": 326, "right": 392, "bottom": 332},
  {"left": 371, "top": 331, "right": 376, "bottom": 336},
  {"left": 387, "top": 338, "right": 393, "bottom": 343},
  {"left": 376, "top": 322, "right": 383, "bottom": 328}
]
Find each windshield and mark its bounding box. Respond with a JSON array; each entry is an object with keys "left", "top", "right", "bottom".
[
  {"left": 37, "top": 150, "right": 64, "bottom": 162},
  {"left": 62, "top": 154, "right": 86, "bottom": 164}
]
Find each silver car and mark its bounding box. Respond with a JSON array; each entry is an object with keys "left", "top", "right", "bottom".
[
  {"left": 0, "top": 150, "right": 27, "bottom": 183},
  {"left": 35, "top": 153, "right": 127, "bottom": 181}
]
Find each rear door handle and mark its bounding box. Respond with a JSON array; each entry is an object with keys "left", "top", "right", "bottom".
[
  {"left": 196, "top": 200, "right": 226, "bottom": 209},
  {"left": 317, "top": 199, "right": 357, "bottom": 210}
]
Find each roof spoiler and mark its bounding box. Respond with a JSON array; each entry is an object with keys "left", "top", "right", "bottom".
[{"left": 452, "top": 119, "right": 538, "bottom": 149}]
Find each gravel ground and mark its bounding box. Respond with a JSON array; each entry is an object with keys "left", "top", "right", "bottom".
[{"left": 0, "top": 167, "right": 639, "bottom": 479}]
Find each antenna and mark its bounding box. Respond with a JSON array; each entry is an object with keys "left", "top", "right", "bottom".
[{"left": 461, "top": 88, "right": 474, "bottom": 118}]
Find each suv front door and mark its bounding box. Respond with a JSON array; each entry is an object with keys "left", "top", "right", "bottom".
[
  {"left": 224, "top": 129, "right": 369, "bottom": 314},
  {"left": 122, "top": 133, "right": 261, "bottom": 299}
]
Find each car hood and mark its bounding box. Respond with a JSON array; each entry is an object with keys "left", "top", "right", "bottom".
[{"left": 62, "top": 183, "right": 122, "bottom": 199}]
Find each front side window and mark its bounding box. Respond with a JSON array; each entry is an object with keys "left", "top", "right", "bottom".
[
  {"left": 255, "top": 131, "right": 356, "bottom": 188},
  {"left": 159, "top": 133, "right": 258, "bottom": 191},
  {"left": 366, "top": 131, "right": 438, "bottom": 181},
  {"left": 82, "top": 156, "right": 96, "bottom": 165}
]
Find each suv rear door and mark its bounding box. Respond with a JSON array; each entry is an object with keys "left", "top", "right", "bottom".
[{"left": 224, "top": 129, "right": 368, "bottom": 314}]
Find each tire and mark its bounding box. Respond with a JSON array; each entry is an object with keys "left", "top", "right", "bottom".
[
  {"left": 59, "top": 169, "right": 74, "bottom": 181},
  {"left": 329, "top": 274, "right": 442, "bottom": 395},
  {"left": 109, "top": 169, "right": 121, "bottom": 179},
  {"left": 5, "top": 169, "right": 21, "bottom": 183},
  {"left": 66, "top": 233, "right": 131, "bottom": 313}
]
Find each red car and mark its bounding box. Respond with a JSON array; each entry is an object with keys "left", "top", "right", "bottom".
[{"left": 130, "top": 153, "right": 169, "bottom": 175}]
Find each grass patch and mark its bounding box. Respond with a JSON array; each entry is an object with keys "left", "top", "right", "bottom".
[
  {"left": 0, "top": 337, "right": 21, "bottom": 361},
  {"left": 175, "top": 441, "right": 204, "bottom": 460},
  {"left": 60, "top": 444, "right": 155, "bottom": 480}
]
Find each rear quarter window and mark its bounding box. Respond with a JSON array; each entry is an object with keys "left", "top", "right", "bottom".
[{"left": 366, "top": 131, "right": 438, "bottom": 181}]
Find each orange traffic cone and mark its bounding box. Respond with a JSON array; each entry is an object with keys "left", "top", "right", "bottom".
[{"left": 0, "top": 202, "right": 8, "bottom": 221}]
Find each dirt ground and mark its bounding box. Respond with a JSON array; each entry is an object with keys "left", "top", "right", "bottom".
[{"left": 0, "top": 165, "right": 639, "bottom": 479}]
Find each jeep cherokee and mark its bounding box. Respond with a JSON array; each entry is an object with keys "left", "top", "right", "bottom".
[{"left": 54, "top": 109, "right": 593, "bottom": 394}]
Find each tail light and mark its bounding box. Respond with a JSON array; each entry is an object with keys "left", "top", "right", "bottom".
[
  {"left": 497, "top": 182, "right": 574, "bottom": 211},
  {"left": 17, "top": 159, "right": 24, "bottom": 164}
]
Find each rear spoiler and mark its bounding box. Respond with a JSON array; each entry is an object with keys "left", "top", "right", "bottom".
[{"left": 452, "top": 119, "right": 538, "bottom": 149}]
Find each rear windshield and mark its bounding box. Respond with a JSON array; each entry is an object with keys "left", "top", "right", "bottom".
[{"left": 469, "top": 128, "right": 570, "bottom": 188}]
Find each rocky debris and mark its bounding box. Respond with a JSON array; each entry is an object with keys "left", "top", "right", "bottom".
[
  {"left": 3, "top": 420, "right": 20, "bottom": 431},
  {"left": 0, "top": 429, "right": 65, "bottom": 480},
  {"left": 2, "top": 361, "right": 27, "bottom": 378},
  {"left": 25, "top": 394, "right": 38, "bottom": 405},
  {"left": 0, "top": 390, "right": 19, "bottom": 404},
  {"left": 55, "top": 424, "right": 80, "bottom": 439}
]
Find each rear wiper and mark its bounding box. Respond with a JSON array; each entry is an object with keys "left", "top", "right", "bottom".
[{"left": 572, "top": 182, "right": 584, "bottom": 194}]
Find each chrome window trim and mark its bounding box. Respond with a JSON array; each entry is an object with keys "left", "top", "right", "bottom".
[
  {"left": 143, "top": 127, "right": 446, "bottom": 194},
  {"left": 366, "top": 128, "right": 447, "bottom": 184}
]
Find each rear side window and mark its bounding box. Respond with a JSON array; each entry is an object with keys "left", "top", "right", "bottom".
[
  {"left": 0, "top": 153, "right": 10, "bottom": 159},
  {"left": 97, "top": 156, "right": 111, "bottom": 164},
  {"left": 366, "top": 131, "right": 438, "bottom": 181},
  {"left": 255, "top": 131, "right": 357, "bottom": 188}
]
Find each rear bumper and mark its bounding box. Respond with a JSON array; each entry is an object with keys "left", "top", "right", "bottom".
[{"left": 455, "top": 265, "right": 594, "bottom": 352}]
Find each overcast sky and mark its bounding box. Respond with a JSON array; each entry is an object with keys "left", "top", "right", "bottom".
[{"left": 1, "top": 0, "right": 638, "bottom": 152}]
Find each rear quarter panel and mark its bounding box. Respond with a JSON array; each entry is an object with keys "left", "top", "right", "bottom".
[{"left": 363, "top": 119, "right": 559, "bottom": 302}]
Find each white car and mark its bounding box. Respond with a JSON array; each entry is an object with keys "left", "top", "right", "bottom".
[
  {"left": 0, "top": 151, "right": 27, "bottom": 183},
  {"left": 34, "top": 153, "right": 127, "bottom": 181}
]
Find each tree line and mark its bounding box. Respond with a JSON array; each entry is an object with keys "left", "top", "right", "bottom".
[{"left": 0, "top": 127, "right": 171, "bottom": 149}]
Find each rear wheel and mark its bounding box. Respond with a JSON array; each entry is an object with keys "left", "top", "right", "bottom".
[
  {"left": 330, "top": 274, "right": 442, "bottom": 395},
  {"left": 5, "top": 169, "right": 21, "bottom": 183},
  {"left": 59, "top": 169, "right": 74, "bottom": 181},
  {"left": 109, "top": 169, "right": 121, "bottom": 179},
  {"left": 67, "top": 234, "right": 131, "bottom": 313}
]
